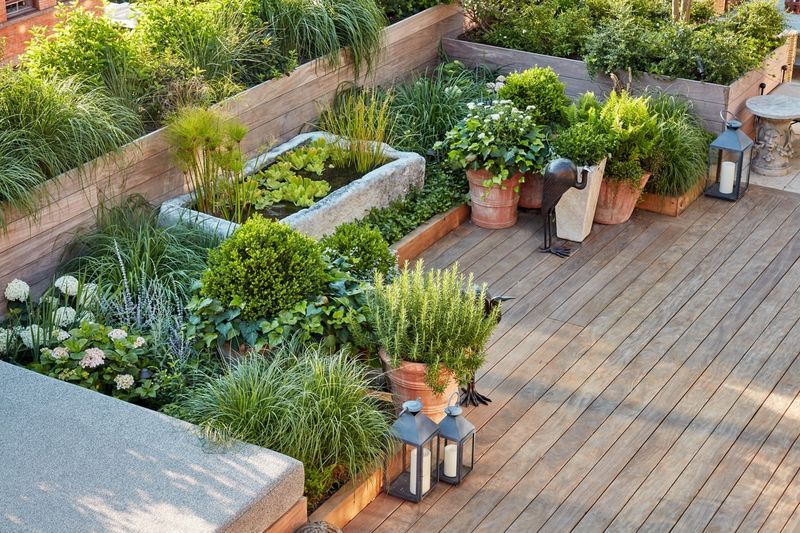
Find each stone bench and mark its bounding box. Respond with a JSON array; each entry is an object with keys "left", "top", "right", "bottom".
[{"left": 0, "top": 362, "right": 306, "bottom": 532}]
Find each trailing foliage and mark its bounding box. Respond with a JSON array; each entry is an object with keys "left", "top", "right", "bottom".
[
  {"left": 368, "top": 262, "right": 499, "bottom": 392},
  {"left": 497, "top": 67, "right": 571, "bottom": 126},
  {"left": 321, "top": 222, "right": 396, "bottom": 281},
  {"left": 180, "top": 343, "right": 393, "bottom": 506},
  {"left": 201, "top": 215, "right": 328, "bottom": 321},
  {"left": 0, "top": 70, "right": 142, "bottom": 228},
  {"left": 387, "top": 61, "right": 493, "bottom": 154},
  {"left": 257, "top": 0, "right": 385, "bottom": 77}
]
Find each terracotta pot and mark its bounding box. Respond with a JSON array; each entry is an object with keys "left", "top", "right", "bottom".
[
  {"left": 379, "top": 348, "right": 458, "bottom": 423},
  {"left": 594, "top": 172, "right": 651, "bottom": 225},
  {"left": 518, "top": 172, "right": 543, "bottom": 209},
  {"left": 466, "top": 169, "right": 521, "bottom": 229}
]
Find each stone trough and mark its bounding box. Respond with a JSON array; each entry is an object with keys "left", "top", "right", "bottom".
[{"left": 159, "top": 132, "right": 426, "bottom": 240}]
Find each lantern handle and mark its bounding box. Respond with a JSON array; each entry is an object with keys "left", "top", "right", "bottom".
[
  {"left": 448, "top": 392, "right": 460, "bottom": 408},
  {"left": 720, "top": 110, "right": 738, "bottom": 126}
]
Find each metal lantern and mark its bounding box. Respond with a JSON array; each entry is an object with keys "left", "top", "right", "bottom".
[
  {"left": 705, "top": 113, "right": 753, "bottom": 201},
  {"left": 386, "top": 399, "right": 440, "bottom": 503},
  {"left": 437, "top": 394, "right": 476, "bottom": 485}
]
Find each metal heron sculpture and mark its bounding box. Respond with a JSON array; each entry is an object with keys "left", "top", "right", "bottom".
[
  {"left": 541, "top": 158, "right": 588, "bottom": 258},
  {"left": 460, "top": 288, "right": 513, "bottom": 407}
]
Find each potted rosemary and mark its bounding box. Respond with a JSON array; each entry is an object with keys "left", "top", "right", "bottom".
[{"left": 368, "top": 261, "right": 499, "bottom": 422}]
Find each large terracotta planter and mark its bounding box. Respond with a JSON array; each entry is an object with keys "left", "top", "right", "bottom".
[
  {"left": 594, "top": 172, "right": 651, "bottom": 225},
  {"left": 518, "top": 172, "right": 543, "bottom": 209},
  {"left": 379, "top": 349, "right": 458, "bottom": 423},
  {"left": 466, "top": 169, "right": 521, "bottom": 229}
]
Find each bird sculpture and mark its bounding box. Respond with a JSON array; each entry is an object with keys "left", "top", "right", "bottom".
[
  {"left": 460, "top": 288, "right": 513, "bottom": 407},
  {"left": 540, "top": 158, "right": 588, "bottom": 257}
]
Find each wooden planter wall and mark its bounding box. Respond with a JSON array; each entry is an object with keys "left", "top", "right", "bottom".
[
  {"left": 443, "top": 34, "right": 797, "bottom": 136},
  {"left": 0, "top": 5, "right": 466, "bottom": 311}
]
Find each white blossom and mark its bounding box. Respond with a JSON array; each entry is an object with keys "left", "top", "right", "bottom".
[
  {"left": 55, "top": 329, "right": 71, "bottom": 342},
  {"left": 4, "top": 279, "right": 30, "bottom": 302},
  {"left": 0, "top": 328, "right": 9, "bottom": 354},
  {"left": 132, "top": 336, "right": 146, "bottom": 349},
  {"left": 53, "top": 307, "right": 76, "bottom": 328},
  {"left": 50, "top": 346, "right": 69, "bottom": 360},
  {"left": 107, "top": 329, "right": 128, "bottom": 341},
  {"left": 77, "top": 283, "right": 98, "bottom": 306},
  {"left": 78, "top": 311, "right": 96, "bottom": 325},
  {"left": 54, "top": 276, "right": 79, "bottom": 296},
  {"left": 79, "top": 347, "right": 105, "bottom": 369},
  {"left": 17, "top": 325, "right": 44, "bottom": 349},
  {"left": 114, "top": 374, "right": 135, "bottom": 390}
]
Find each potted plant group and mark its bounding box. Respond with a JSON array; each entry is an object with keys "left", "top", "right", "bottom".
[
  {"left": 496, "top": 67, "right": 571, "bottom": 209},
  {"left": 592, "top": 91, "right": 658, "bottom": 225},
  {"left": 437, "top": 100, "right": 547, "bottom": 229},
  {"left": 368, "top": 261, "right": 499, "bottom": 422}
]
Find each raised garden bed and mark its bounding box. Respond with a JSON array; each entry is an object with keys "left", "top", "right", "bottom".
[
  {"left": 443, "top": 33, "right": 797, "bottom": 135},
  {"left": 638, "top": 179, "right": 707, "bottom": 218},
  {"left": 391, "top": 203, "right": 470, "bottom": 265},
  {"left": 159, "top": 132, "right": 425, "bottom": 239}
]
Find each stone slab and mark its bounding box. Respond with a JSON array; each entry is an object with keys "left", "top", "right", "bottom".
[
  {"left": 0, "top": 362, "right": 305, "bottom": 533},
  {"left": 556, "top": 159, "right": 607, "bottom": 243},
  {"left": 159, "top": 132, "right": 425, "bottom": 240}
]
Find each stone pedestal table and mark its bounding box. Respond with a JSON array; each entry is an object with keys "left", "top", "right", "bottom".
[{"left": 745, "top": 95, "right": 800, "bottom": 177}]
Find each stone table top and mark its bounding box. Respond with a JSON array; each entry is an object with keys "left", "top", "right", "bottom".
[{"left": 745, "top": 94, "right": 800, "bottom": 120}]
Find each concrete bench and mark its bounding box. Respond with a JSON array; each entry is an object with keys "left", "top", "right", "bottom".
[{"left": 0, "top": 362, "right": 306, "bottom": 532}]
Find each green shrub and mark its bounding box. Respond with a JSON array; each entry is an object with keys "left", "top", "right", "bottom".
[
  {"left": 387, "top": 61, "right": 493, "bottom": 154},
  {"left": 584, "top": 12, "right": 657, "bottom": 77},
  {"left": 201, "top": 215, "right": 327, "bottom": 320},
  {"left": 600, "top": 91, "right": 658, "bottom": 182},
  {"left": 690, "top": 26, "right": 762, "bottom": 84},
  {"left": 378, "top": 0, "right": 443, "bottom": 22},
  {"left": 690, "top": 0, "right": 715, "bottom": 23},
  {"left": 179, "top": 343, "right": 393, "bottom": 507},
  {"left": 0, "top": 70, "right": 141, "bottom": 228},
  {"left": 723, "top": 0, "right": 786, "bottom": 55},
  {"left": 606, "top": 158, "right": 645, "bottom": 186},
  {"left": 368, "top": 262, "right": 499, "bottom": 392},
  {"left": 257, "top": 0, "right": 385, "bottom": 77},
  {"left": 321, "top": 222, "right": 396, "bottom": 281},
  {"left": 22, "top": 6, "right": 145, "bottom": 86},
  {"left": 644, "top": 94, "right": 711, "bottom": 197},
  {"left": 497, "top": 67, "right": 570, "bottom": 126},
  {"left": 552, "top": 122, "right": 610, "bottom": 166}
]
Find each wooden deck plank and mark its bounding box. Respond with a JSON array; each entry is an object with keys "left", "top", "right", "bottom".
[{"left": 346, "top": 189, "right": 800, "bottom": 533}]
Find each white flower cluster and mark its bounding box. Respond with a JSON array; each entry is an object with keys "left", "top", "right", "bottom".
[
  {"left": 4, "top": 279, "right": 30, "bottom": 303},
  {"left": 79, "top": 347, "right": 105, "bottom": 369},
  {"left": 54, "top": 275, "right": 80, "bottom": 296},
  {"left": 132, "top": 336, "right": 146, "bottom": 349},
  {"left": 0, "top": 328, "right": 9, "bottom": 355},
  {"left": 77, "top": 282, "right": 98, "bottom": 306},
  {"left": 53, "top": 307, "right": 76, "bottom": 328},
  {"left": 17, "top": 325, "right": 44, "bottom": 349},
  {"left": 444, "top": 85, "right": 463, "bottom": 98},
  {"left": 50, "top": 346, "right": 70, "bottom": 360},
  {"left": 108, "top": 329, "right": 128, "bottom": 341},
  {"left": 54, "top": 329, "right": 71, "bottom": 342},
  {"left": 78, "top": 311, "right": 96, "bottom": 325},
  {"left": 486, "top": 75, "right": 506, "bottom": 93},
  {"left": 114, "top": 374, "right": 135, "bottom": 390}
]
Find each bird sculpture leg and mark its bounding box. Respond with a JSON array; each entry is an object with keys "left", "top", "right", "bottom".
[
  {"left": 460, "top": 379, "right": 492, "bottom": 406},
  {"left": 540, "top": 209, "right": 572, "bottom": 257}
]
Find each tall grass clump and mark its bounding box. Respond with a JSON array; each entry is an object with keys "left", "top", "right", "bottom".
[
  {"left": 180, "top": 342, "right": 393, "bottom": 506},
  {"left": 0, "top": 70, "right": 142, "bottom": 228},
  {"left": 258, "top": 0, "right": 385, "bottom": 77},
  {"left": 319, "top": 87, "right": 394, "bottom": 173},
  {"left": 165, "top": 107, "right": 256, "bottom": 223},
  {"left": 388, "top": 61, "right": 493, "bottom": 154},
  {"left": 644, "top": 93, "right": 711, "bottom": 197},
  {"left": 62, "top": 196, "right": 218, "bottom": 300}
]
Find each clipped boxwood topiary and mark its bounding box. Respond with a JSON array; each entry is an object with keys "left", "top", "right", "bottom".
[
  {"left": 201, "top": 214, "right": 327, "bottom": 320},
  {"left": 497, "top": 67, "right": 570, "bottom": 126},
  {"left": 551, "top": 121, "right": 610, "bottom": 167},
  {"left": 320, "top": 222, "right": 396, "bottom": 281}
]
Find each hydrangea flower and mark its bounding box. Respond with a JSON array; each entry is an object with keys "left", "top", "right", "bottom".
[
  {"left": 4, "top": 279, "right": 30, "bottom": 302},
  {"left": 114, "top": 374, "right": 135, "bottom": 390},
  {"left": 53, "top": 307, "right": 76, "bottom": 328},
  {"left": 17, "top": 325, "right": 44, "bottom": 349},
  {"left": 78, "top": 311, "right": 96, "bottom": 325},
  {"left": 50, "top": 346, "right": 69, "bottom": 360},
  {"left": 0, "top": 328, "right": 9, "bottom": 355},
  {"left": 54, "top": 329, "right": 71, "bottom": 342},
  {"left": 79, "top": 347, "right": 105, "bottom": 369},
  {"left": 107, "top": 329, "right": 128, "bottom": 341},
  {"left": 77, "top": 283, "right": 98, "bottom": 306},
  {"left": 132, "top": 336, "right": 146, "bottom": 349},
  {"left": 54, "top": 275, "right": 79, "bottom": 296}
]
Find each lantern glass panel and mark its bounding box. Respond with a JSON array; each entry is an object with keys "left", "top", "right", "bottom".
[{"left": 387, "top": 437, "right": 438, "bottom": 502}]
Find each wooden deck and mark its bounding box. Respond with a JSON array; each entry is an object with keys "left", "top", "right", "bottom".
[{"left": 346, "top": 185, "right": 800, "bottom": 532}]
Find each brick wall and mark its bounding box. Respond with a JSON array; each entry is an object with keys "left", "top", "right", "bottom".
[{"left": 0, "top": 0, "right": 101, "bottom": 61}]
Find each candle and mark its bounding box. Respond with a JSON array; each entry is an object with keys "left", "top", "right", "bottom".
[
  {"left": 409, "top": 448, "right": 431, "bottom": 495},
  {"left": 444, "top": 444, "right": 458, "bottom": 478},
  {"left": 719, "top": 161, "right": 736, "bottom": 195}
]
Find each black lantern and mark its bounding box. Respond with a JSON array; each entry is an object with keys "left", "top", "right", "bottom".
[
  {"left": 705, "top": 113, "right": 753, "bottom": 201},
  {"left": 386, "top": 399, "right": 440, "bottom": 502},
  {"left": 437, "top": 394, "right": 475, "bottom": 485}
]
